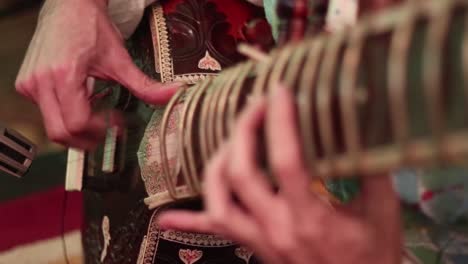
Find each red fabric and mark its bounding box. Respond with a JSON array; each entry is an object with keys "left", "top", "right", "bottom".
[
  {"left": 163, "top": 0, "right": 260, "bottom": 38},
  {"left": 420, "top": 184, "right": 465, "bottom": 202},
  {"left": 0, "top": 187, "right": 82, "bottom": 252}
]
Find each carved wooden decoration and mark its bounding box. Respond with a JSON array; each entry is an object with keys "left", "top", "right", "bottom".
[{"left": 150, "top": 0, "right": 270, "bottom": 84}]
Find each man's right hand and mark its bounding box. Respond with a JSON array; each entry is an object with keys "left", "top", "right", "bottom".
[{"left": 15, "top": 0, "right": 180, "bottom": 149}]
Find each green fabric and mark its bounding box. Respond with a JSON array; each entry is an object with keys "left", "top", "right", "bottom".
[
  {"left": 262, "top": 0, "right": 279, "bottom": 40},
  {"left": 325, "top": 178, "right": 360, "bottom": 203}
]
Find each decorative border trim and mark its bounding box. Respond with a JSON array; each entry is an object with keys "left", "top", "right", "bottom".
[
  {"left": 138, "top": 209, "right": 162, "bottom": 264},
  {"left": 151, "top": 4, "right": 174, "bottom": 82},
  {"left": 136, "top": 236, "right": 147, "bottom": 264},
  {"left": 100, "top": 216, "right": 111, "bottom": 262},
  {"left": 136, "top": 209, "right": 237, "bottom": 263},
  {"left": 198, "top": 51, "right": 222, "bottom": 71},
  {"left": 174, "top": 73, "right": 219, "bottom": 84},
  {"left": 144, "top": 186, "right": 194, "bottom": 210},
  {"left": 161, "top": 230, "right": 235, "bottom": 247}
]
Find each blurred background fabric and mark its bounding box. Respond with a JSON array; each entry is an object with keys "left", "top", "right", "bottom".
[{"left": 0, "top": 1, "right": 83, "bottom": 263}]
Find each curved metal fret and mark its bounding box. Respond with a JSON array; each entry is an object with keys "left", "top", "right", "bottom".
[
  {"left": 422, "top": 5, "right": 450, "bottom": 163},
  {"left": 337, "top": 24, "right": 365, "bottom": 175},
  {"left": 387, "top": 5, "right": 414, "bottom": 168},
  {"left": 315, "top": 32, "right": 346, "bottom": 177},
  {"left": 178, "top": 84, "right": 201, "bottom": 195}
]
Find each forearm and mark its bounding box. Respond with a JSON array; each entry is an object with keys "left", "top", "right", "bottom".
[
  {"left": 107, "top": 0, "right": 155, "bottom": 39},
  {"left": 39, "top": 0, "right": 108, "bottom": 22}
]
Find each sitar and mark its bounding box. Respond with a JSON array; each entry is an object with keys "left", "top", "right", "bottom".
[
  {"left": 63, "top": 0, "right": 466, "bottom": 262},
  {"left": 70, "top": 0, "right": 468, "bottom": 208}
]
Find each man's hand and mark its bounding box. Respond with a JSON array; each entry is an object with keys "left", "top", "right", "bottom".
[
  {"left": 158, "top": 84, "right": 402, "bottom": 264},
  {"left": 15, "top": 0, "right": 180, "bottom": 149}
]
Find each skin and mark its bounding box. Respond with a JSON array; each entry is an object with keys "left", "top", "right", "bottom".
[
  {"left": 17, "top": 1, "right": 401, "bottom": 262},
  {"left": 158, "top": 84, "right": 402, "bottom": 264},
  {"left": 15, "top": 0, "right": 181, "bottom": 149}
]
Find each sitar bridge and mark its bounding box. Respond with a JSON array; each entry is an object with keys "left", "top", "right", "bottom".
[
  {"left": 65, "top": 80, "right": 135, "bottom": 192},
  {"left": 65, "top": 126, "right": 126, "bottom": 192}
]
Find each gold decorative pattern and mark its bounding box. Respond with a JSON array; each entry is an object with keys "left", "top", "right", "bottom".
[
  {"left": 235, "top": 246, "right": 254, "bottom": 264},
  {"left": 137, "top": 209, "right": 239, "bottom": 263},
  {"left": 151, "top": 4, "right": 174, "bottom": 82},
  {"left": 198, "top": 51, "right": 222, "bottom": 71},
  {"left": 139, "top": 105, "right": 182, "bottom": 197},
  {"left": 174, "top": 73, "right": 218, "bottom": 84},
  {"left": 100, "top": 216, "right": 111, "bottom": 262},
  {"left": 150, "top": 4, "right": 221, "bottom": 86},
  {"left": 144, "top": 186, "right": 194, "bottom": 210},
  {"left": 136, "top": 236, "right": 147, "bottom": 264},
  {"left": 139, "top": 209, "right": 162, "bottom": 264},
  {"left": 160, "top": 229, "right": 235, "bottom": 247},
  {"left": 149, "top": 12, "right": 160, "bottom": 74},
  {"left": 179, "top": 249, "right": 203, "bottom": 264}
]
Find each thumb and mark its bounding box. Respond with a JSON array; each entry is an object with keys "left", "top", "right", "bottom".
[{"left": 102, "top": 45, "right": 183, "bottom": 105}]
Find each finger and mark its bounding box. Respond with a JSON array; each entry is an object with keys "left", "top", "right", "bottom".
[
  {"left": 266, "top": 83, "right": 310, "bottom": 203},
  {"left": 204, "top": 147, "right": 263, "bottom": 245},
  {"left": 157, "top": 211, "right": 214, "bottom": 233},
  {"left": 35, "top": 76, "right": 97, "bottom": 149},
  {"left": 204, "top": 146, "right": 236, "bottom": 223},
  {"left": 360, "top": 175, "right": 399, "bottom": 225},
  {"left": 96, "top": 40, "right": 182, "bottom": 105},
  {"left": 360, "top": 175, "right": 401, "bottom": 262},
  {"left": 227, "top": 98, "right": 277, "bottom": 219},
  {"left": 159, "top": 148, "right": 265, "bottom": 245},
  {"left": 17, "top": 29, "right": 42, "bottom": 86},
  {"left": 54, "top": 73, "right": 109, "bottom": 145},
  {"left": 15, "top": 32, "right": 43, "bottom": 100}
]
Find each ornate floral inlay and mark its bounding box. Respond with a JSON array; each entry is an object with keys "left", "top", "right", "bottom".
[
  {"left": 198, "top": 51, "right": 222, "bottom": 71},
  {"left": 139, "top": 209, "right": 162, "bottom": 264},
  {"left": 100, "top": 216, "right": 111, "bottom": 262},
  {"left": 138, "top": 105, "right": 182, "bottom": 197},
  {"left": 136, "top": 236, "right": 147, "bottom": 264},
  {"left": 150, "top": 4, "right": 174, "bottom": 82},
  {"left": 179, "top": 249, "right": 203, "bottom": 264},
  {"left": 235, "top": 246, "right": 254, "bottom": 264}
]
